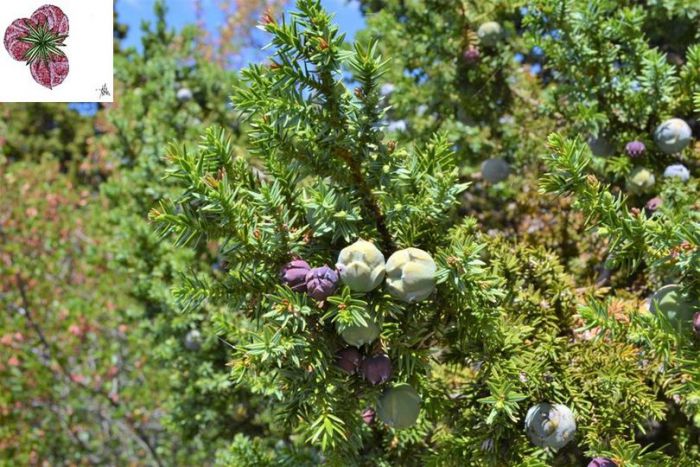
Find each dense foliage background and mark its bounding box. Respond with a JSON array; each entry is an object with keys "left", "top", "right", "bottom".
[{"left": 1, "top": 0, "right": 698, "bottom": 465}]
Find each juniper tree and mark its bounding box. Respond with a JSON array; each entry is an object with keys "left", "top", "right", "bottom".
[
  {"left": 100, "top": 2, "right": 278, "bottom": 460},
  {"left": 150, "top": 1, "right": 699, "bottom": 464},
  {"left": 357, "top": 0, "right": 698, "bottom": 280},
  {"left": 354, "top": 1, "right": 576, "bottom": 263},
  {"left": 528, "top": 0, "right": 699, "bottom": 306},
  {"left": 530, "top": 2, "right": 700, "bottom": 462},
  {"left": 357, "top": 0, "right": 542, "bottom": 168},
  {"left": 540, "top": 134, "right": 699, "bottom": 461},
  {"left": 525, "top": 0, "right": 699, "bottom": 193}
]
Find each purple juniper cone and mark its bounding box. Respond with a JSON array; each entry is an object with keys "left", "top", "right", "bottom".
[
  {"left": 644, "top": 196, "right": 662, "bottom": 215},
  {"left": 335, "top": 347, "right": 362, "bottom": 374},
  {"left": 305, "top": 265, "right": 339, "bottom": 301},
  {"left": 588, "top": 458, "right": 617, "bottom": 467},
  {"left": 625, "top": 141, "right": 645, "bottom": 158},
  {"left": 361, "top": 354, "right": 393, "bottom": 385},
  {"left": 280, "top": 259, "right": 311, "bottom": 292},
  {"left": 362, "top": 407, "right": 376, "bottom": 425},
  {"left": 693, "top": 312, "right": 700, "bottom": 338},
  {"left": 463, "top": 45, "right": 480, "bottom": 63}
]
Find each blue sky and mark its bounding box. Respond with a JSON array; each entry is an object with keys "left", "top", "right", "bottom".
[
  {"left": 118, "top": 0, "right": 365, "bottom": 59},
  {"left": 70, "top": 1, "right": 363, "bottom": 114}
]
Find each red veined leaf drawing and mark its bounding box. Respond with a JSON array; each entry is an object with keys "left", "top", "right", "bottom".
[
  {"left": 30, "top": 53, "right": 69, "bottom": 89},
  {"left": 4, "top": 19, "right": 34, "bottom": 61},
  {"left": 3, "top": 4, "right": 70, "bottom": 89},
  {"left": 31, "top": 4, "right": 69, "bottom": 35}
]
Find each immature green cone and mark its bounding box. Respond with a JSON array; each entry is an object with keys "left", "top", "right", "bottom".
[
  {"left": 336, "top": 239, "right": 386, "bottom": 292},
  {"left": 525, "top": 403, "right": 576, "bottom": 450},
  {"left": 177, "top": 87, "right": 193, "bottom": 102},
  {"left": 626, "top": 167, "right": 655, "bottom": 194},
  {"left": 385, "top": 248, "right": 437, "bottom": 303},
  {"left": 477, "top": 21, "right": 503, "bottom": 47},
  {"left": 654, "top": 118, "right": 692, "bottom": 154},
  {"left": 481, "top": 158, "right": 510, "bottom": 183},
  {"left": 183, "top": 329, "right": 202, "bottom": 351},
  {"left": 663, "top": 164, "right": 690, "bottom": 182},
  {"left": 650, "top": 284, "right": 698, "bottom": 331},
  {"left": 377, "top": 384, "right": 421, "bottom": 429},
  {"left": 340, "top": 320, "right": 380, "bottom": 347}
]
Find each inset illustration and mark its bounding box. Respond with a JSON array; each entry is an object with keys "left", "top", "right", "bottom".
[{"left": 4, "top": 4, "right": 69, "bottom": 89}]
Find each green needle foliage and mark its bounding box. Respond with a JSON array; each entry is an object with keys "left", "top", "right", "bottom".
[
  {"left": 541, "top": 133, "right": 699, "bottom": 285},
  {"left": 100, "top": 2, "right": 280, "bottom": 461},
  {"left": 525, "top": 0, "right": 700, "bottom": 179},
  {"left": 1, "top": 0, "right": 698, "bottom": 465},
  {"left": 151, "top": 1, "right": 699, "bottom": 464},
  {"left": 357, "top": 0, "right": 541, "bottom": 167},
  {"left": 19, "top": 21, "right": 67, "bottom": 63},
  {"left": 541, "top": 134, "right": 699, "bottom": 452}
]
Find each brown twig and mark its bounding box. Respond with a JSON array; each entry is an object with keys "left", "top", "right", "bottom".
[{"left": 335, "top": 148, "right": 396, "bottom": 252}]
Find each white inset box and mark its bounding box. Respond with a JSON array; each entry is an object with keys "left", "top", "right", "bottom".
[{"left": 0, "top": 1, "right": 113, "bottom": 102}]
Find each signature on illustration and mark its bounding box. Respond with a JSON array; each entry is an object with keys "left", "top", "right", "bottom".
[{"left": 96, "top": 83, "right": 111, "bottom": 99}]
